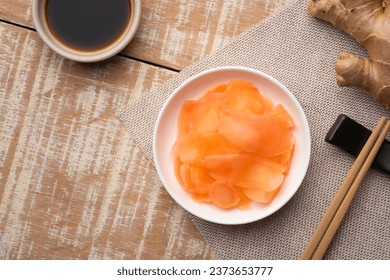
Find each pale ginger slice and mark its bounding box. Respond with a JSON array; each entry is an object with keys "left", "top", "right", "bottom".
[{"left": 308, "top": 0, "right": 390, "bottom": 108}]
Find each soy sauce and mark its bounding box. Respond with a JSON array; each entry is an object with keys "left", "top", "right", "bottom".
[{"left": 45, "top": 0, "right": 131, "bottom": 52}]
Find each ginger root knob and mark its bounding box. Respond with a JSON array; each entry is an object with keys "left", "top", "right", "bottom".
[{"left": 308, "top": 0, "right": 390, "bottom": 108}]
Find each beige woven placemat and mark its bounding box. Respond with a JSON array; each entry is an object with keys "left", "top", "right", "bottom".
[{"left": 120, "top": 0, "right": 390, "bottom": 259}]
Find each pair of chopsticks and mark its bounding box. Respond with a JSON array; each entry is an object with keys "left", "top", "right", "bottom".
[{"left": 300, "top": 116, "right": 390, "bottom": 260}]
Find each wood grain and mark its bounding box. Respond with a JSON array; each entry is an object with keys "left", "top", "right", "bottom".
[
  {"left": 0, "top": 0, "right": 295, "bottom": 259},
  {"left": 0, "top": 22, "right": 211, "bottom": 259},
  {"left": 0, "top": 0, "right": 294, "bottom": 70}
]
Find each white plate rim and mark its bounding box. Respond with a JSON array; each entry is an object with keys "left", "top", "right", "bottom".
[{"left": 153, "top": 66, "right": 311, "bottom": 225}]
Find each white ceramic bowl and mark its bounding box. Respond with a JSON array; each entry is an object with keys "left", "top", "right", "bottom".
[
  {"left": 154, "top": 66, "right": 311, "bottom": 225},
  {"left": 32, "top": 0, "right": 141, "bottom": 63}
]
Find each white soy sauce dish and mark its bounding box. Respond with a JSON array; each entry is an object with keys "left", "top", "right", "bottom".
[{"left": 32, "top": 0, "right": 141, "bottom": 62}]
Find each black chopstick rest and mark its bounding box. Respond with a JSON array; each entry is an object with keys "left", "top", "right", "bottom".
[{"left": 325, "top": 114, "right": 390, "bottom": 176}]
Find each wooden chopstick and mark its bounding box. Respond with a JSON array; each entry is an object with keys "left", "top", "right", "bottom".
[
  {"left": 311, "top": 119, "right": 390, "bottom": 259},
  {"left": 300, "top": 116, "right": 389, "bottom": 260}
]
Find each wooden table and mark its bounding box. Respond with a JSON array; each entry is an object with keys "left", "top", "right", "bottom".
[{"left": 0, "top": 0, "right": 292, "bottom": 259}]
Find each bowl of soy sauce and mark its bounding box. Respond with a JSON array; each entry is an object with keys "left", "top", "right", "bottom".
[{"left": 32, "top": 0, "right": 141, "bottom": 62}]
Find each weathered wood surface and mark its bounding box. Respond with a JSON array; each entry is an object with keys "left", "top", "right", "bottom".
[
  {"left": 0, "top": 22, "right": 212, "bottom": 259},
  {"left": 0, "top": 0, "right": 293, "bottom": 259},
  {"left": 0, "top": 0, "right": 292, "bottom": 70}
]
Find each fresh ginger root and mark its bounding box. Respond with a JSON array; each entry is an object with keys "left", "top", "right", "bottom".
[{"left": 308, "top": 0, "right": 390, "bottom": 108}]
